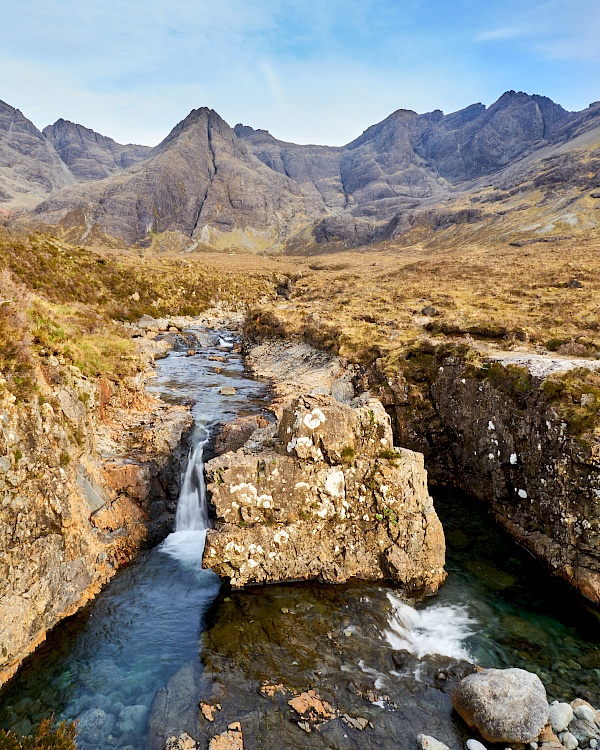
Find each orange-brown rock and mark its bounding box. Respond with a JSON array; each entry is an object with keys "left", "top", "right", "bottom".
[
  {"left": 208, "top": 722, "right": 243, "bottom": 750},
  {"left": 203, "top": 394, "right": 446, "bottom": 593},
  {"left": 0, "top": 353, "right": 192, "bottom": 688}
]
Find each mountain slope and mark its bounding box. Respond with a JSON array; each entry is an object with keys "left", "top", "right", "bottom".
[
  {"left": 32, "top": 108, "right": 325, "bottom": 249},
  {"left": 43, "top": 119, "right": 151, "bottom": 181},
  {"left": 9, "top": 91, "right": 600, "bottom": 251},
  {"left": 0, "top": 100, "right": 76, "bottom": 209}
]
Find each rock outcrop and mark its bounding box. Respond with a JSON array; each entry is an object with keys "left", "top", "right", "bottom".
[
  {"left": 202, "top": 394, "right": 445, "bottom": 593},
  {"left": 42, "top": 119, "right": 151, "bottom": 181},
  {"left": 374, "top": 352, "right": 600, "bottom": 604},
  {"left": 452, "top": 668, "right": 549, "bottom": 743},
  {"left": 0, "top": 349, "right": 191, "bottom": 687}
]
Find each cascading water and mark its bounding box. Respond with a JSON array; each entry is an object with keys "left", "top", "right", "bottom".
[
  {"left": 385, "top": 592, "right": 476, "bottom": 661},
  {"left": 175, "top": 436, "right": 210, "bottom": 532},
  {"left": 160, "top": 429, "right": 212, "bottom": 570}
]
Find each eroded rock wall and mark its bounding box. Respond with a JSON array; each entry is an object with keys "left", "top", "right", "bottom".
[
  {"left": 377, "top": 357, "right": 600, "bottom": 603},
  {"left": 0, "top": 355, "right": 191, "bottom": 687},
  {"left": 202, "top": 394, "right": 446, "bottom": 594}
]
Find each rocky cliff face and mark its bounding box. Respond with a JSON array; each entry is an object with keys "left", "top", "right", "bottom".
[
  {"left": 0, "top": 351, "right": 192, "bottom": 687},
  {"left": 31, "top": 108, "right": 323, "bottom": 249},
  {"left": 203, "top": 394, "right": 446, "bottom": 594},
  {"left": 5, "top": 91, "right": 600, "bottom": 249},
  {"left": 0, "top": 100, "right": 76, "bottom": 208},
  {"left": 375, "top": 354, "right": 600, "bottom": 603},
  {"left": 42, "top": 119, "right": 151, "bottom": 181}
]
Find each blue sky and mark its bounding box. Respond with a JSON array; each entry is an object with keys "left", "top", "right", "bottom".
[{"left": 1, "top": 0, "right": 598, "bottom": 147}]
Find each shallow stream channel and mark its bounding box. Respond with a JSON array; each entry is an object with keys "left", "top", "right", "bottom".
[{"left": 1, "top": 325, "right": 600, "bottom": 750}]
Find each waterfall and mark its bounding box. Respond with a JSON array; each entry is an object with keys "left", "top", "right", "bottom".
[
  {"left": 175, "top": 438, "right": 209, "bottom": 532},
  {"left": 160, "top": 431, "right": 211, "bottom": 569}
]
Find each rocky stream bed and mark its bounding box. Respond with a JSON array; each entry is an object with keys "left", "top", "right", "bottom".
[{"left": 0, "top": 324, "right": 600, "bottom": 750}]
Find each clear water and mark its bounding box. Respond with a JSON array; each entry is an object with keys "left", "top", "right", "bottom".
[
  {"left": 1, "top": 334, "right": 600, "bottom": 749},
  {"left": 0, "top": 326, "right": 271, "bottom": 747}
]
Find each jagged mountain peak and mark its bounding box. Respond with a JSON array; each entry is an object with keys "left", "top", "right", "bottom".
[{"left": 2, "top": 89, "right": 599, "bottom": 251}]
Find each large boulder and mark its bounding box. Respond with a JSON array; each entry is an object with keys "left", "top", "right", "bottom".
[
  {"left": 452, "top": 668, "right": 549, "bottom": 743},
  {"left": 202, "top": 394, "right": 446, "bottom": 593}
]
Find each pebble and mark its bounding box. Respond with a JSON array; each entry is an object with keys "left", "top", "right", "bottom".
[
  {"left": 590, "top": 740, "right": 597, "bottom": 749},
  {"left": 219, "top": 387, "right": 236, "bottom": 396},
  {"left": 466, "top": 740, "right": 487, "bottom": 750},
  {"left": 530, "top": 743, "right": 538, "bottom": 750},
  {"left": 574, "top": 706, "right": 597, "bottom": 724},
  {"left": 550, "top": 703, "right": 574, "bottom": 733},
  {"left": 417, "top": 735, "right": 450, "bottom": 750},
  {"left": 561, "top": 732, "right": 578, "bottom": 750}
]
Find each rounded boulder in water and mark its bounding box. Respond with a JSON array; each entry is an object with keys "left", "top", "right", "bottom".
[
  {"left": 452, "top": 667, "right": 549, "bottom": 744},
  {"left": 77, "top": 708, "right": 116, "bottom": 745},
  {"left": 416, "top": 734, "right": 450, "bottom": 750}
]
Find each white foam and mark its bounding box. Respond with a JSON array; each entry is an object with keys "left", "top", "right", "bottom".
[
  {"left": 160, "top": 529, "right": 206, "bottom": 568},
  {"left": 385, "top": 592, "right": 476, "bottom": 661},
  {"left": 160, "top": 430, "right": 211, "bottom": 569}
]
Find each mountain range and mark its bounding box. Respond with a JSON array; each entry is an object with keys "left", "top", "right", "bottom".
[{"left": 1, "top": 91, "right": 599, "bottom": 252}]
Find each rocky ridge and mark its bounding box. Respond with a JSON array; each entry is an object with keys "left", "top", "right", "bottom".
[
  {"left": 3, "top": 91, "right": 599, "bottom": 250},
  {"left": 42, "top": 119, "right": 151, "bottom": 181},
  {"left": 0, "top": 100, "right": 151, "bottom": 211}
]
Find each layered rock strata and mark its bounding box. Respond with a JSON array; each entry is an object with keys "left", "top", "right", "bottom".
[
  {"left": 0, "top": 351, "right": 191, "bottom": 687},
  {"left": 202, "top": 394, "right": 446, "bottom": 593}
]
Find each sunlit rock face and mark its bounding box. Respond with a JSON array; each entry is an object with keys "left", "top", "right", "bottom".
[{"left": 203, "top": 394, "right": 446, "bottom": 594}]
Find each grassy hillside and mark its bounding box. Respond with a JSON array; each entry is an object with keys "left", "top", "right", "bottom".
[{"left": 0, "top": 230, "right": 275, "bottom": 398}]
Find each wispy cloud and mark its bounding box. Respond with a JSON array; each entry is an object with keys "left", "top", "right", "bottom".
[
  {"left": 473, "top": 0, "right": 600, "bottom": 62},
  {"left": 0, "top": 0, "right": 597, "bottom": 146},
  {"left": 474, "top": 27, "right": 531, "bottom": 42}
]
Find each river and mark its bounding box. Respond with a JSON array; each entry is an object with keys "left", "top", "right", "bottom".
[{"left": 0, "top": 326, "right": 599, "bottom": 750}]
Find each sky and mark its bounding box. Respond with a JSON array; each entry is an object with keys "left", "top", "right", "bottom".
[{"left": 0, "top": 0, "right": 598, "bottom": 147}]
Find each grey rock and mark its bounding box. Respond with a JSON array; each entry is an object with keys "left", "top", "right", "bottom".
[
  {"left": 78, "top": 708, "right": 116, "bottom": 745},
  {"left": 466, "top": 740, "right": 487, "bottom": 750},
  {"left": 568, "top": 718, "right": 600, "bottom": 745},
  {"left": 561, "top": 732, "right": 579, "bottom": 750},
  {"left": 574, "top": 706, "right": 598, "bottom": 725},
  {"left": 550, "top": 703, "right": 574, "bottom": 733},
  {"left": 116, "top": 704, "right": 149, "bottom": 736},
  {"left": 421, "top": 305, "right": 439, "bottom": 316},
  {"left": 416, "top": 734, "right": 450, "bottom": 750},
  {"left": 451, "top": 668, "right": 549, "bottom": 743}
]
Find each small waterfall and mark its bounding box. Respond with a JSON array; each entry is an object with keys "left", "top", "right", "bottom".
[
  {"left": 175, "top": 439, "right": 209, "bottom": 532},
  {"left": 160, "top": 431, "right": 211, "bottom": 569},
  {"left": 385, "top": 592, "right": 475, "bottom": 661}
]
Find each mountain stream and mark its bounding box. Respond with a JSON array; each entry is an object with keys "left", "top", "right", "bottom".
[{"left": 1, "top": 326, "right": 599, "bottom": 750}]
